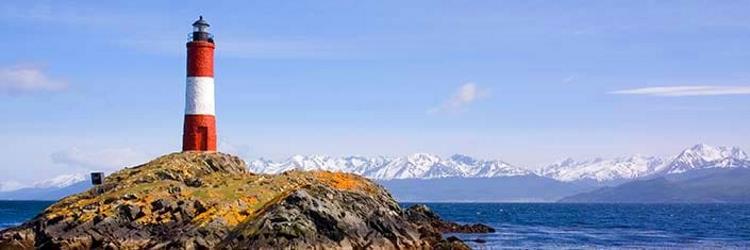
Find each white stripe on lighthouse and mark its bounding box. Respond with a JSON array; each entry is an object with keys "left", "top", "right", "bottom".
[{"left": 185, "top": 77, "right": 215, "bottom": 115}]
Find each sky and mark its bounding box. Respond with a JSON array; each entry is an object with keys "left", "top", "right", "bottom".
[{"left": 2, "top": 1, "right": 750, "bottom": 185}]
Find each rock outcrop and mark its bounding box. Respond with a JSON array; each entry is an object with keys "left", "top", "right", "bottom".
[
  {"left": 0, "top": 152, "right": 488, "bottom": 249},
  {"left": 405, "top": 204, "right": 495, "bottom": 234}
]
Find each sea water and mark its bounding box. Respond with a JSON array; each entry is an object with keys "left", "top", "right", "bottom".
[
  {"left": 2, "top": 201, "right": 750, "bottom": 249},
  {"left": 0, "top": 201, "right": 54, "bottom": 229},
  {"left": 403, "top": 203, "right": 750, "bottom": 249}
]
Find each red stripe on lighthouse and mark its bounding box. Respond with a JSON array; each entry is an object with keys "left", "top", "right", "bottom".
[
  {"left": 182, "top": 115, "right": 216, "bottom": 151},
  {"left": 186, "top": 41, "right": 215, "bottom": 77}
]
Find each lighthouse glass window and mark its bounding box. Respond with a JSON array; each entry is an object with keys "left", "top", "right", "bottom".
[{"left": 194, "top": 25, "right": 209, "bottom": 33}]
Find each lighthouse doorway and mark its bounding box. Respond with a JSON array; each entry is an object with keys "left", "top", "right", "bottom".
[{"left": 198, "top": 126, "right": 209, "bottom": 150}]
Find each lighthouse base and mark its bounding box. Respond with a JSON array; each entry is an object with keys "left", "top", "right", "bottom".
[{"left": 182, "top": 114, "right": 216, "bottom": 151}]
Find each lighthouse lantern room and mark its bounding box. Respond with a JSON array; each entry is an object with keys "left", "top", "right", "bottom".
[{"left": 183, "top": 16, "right": 217, "bottom": 151}]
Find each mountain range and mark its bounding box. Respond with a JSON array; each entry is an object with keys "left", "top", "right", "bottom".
[
  {"left": 247, "top": 144, "right": 749, "bottom": 201},
  {"left": 249, "top": 153, "right": 530, "bottom": 180},
  {"left": 1, "top": 144, "right": 748, "bottom": 202},
  {"left": 249, "top": 144, "right": 748, "bottom": 182}
]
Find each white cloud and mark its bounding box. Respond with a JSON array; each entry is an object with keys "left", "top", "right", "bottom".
[
  {"left": 610, "top": 86, "right": 750, "bottom": 97},
  {"left": 429, "top": 82, "right": 488, "bottom": 114},
  {"left": 0, "top": 64, "right": 68, "bottom": 94},
  {"left": 562, "top": 75, "right": 576, "bottom": 84},
  {"left": 50, "top": 147, "right": 149, "bottom": 171}
]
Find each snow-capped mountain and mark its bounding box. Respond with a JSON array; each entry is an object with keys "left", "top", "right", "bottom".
[
  {"left": 249, "top": 153, "right": 531, "bottom": 180},
  {"left": 0, "top": 173, "right": 90, "bottom": 200},
  {"left": 449, "top": 154, "right": 531, "bottom": 177},
  {"left": 0, "top": 181, "right": 25, "bottom": 192},
  {"left": 251, "top": 144, "right": 749, "bottom": 182},
  {"left": 538, "top": 156, "right": 667, "bottom": 182},
  {"left": 661, "top": 144, "right": 748, "bottom": 174},
  {"left": 538, "top": 144, "right": 750, "bottom": 183},
  {"left": 33, "top": 174, "right": 86, "bottom": 189},
  {"left": 249, "top": 155, "right": 390, "bottom": 175},
  {"left": 0, "top": 174, "right": 86, "bottom": 193}
]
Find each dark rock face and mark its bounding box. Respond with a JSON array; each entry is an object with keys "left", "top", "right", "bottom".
[
  {"left": 0, "top": 152, "right": 474, "bottom": 249},
  {"left": 405, "top": 204, "right": 495, "bottom": 234},
  {"left": 220, "top": 184, "right": 426, "bottom": 249}
]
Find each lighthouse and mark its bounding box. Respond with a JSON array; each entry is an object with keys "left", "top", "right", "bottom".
[{"left": 183, "top": 16, "right": 216, "bottom": 151}]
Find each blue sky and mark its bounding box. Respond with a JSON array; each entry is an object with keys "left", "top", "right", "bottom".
[{"left": 2, "top": 1, "right": 750, "bottom": 184}]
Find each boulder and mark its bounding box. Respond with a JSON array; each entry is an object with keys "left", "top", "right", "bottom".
[{"left": 405, "top": 204, "right": 495, "bottom": 233}]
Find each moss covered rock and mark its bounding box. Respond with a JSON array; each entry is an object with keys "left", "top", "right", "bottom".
[{"left": 0, "top": 152, "right": 472, "bottom": 249}]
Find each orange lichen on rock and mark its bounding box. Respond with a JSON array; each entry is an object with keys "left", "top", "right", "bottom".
[
  {"left": 312, "top": 171, "right": 361, "bottom": 190},
  {"left": 310, "top": 171, "right": 383, "bottom": 196}
]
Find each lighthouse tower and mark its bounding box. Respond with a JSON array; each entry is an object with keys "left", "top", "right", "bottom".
[{"left": 183, "top": 16, "right": 216, "bottom": 151}]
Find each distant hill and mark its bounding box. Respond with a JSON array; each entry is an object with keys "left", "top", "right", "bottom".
[
  {"left": 379, "top": 175, "right": 596, "bottom": 202},
  {"left": 559, "top": 168, "right": 750, "bottom": 203},
  {"left": 0, "top": 181, "right": 91, "bottom": 201}
]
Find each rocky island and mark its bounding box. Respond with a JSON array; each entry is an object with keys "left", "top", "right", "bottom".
[{"left": 0, "top": 152, "right": 491, "bottom": 249}]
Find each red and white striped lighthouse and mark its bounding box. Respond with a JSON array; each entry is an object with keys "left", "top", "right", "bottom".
[{"left": 183, "top": 16, "right": 216, "bottom": 151}]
